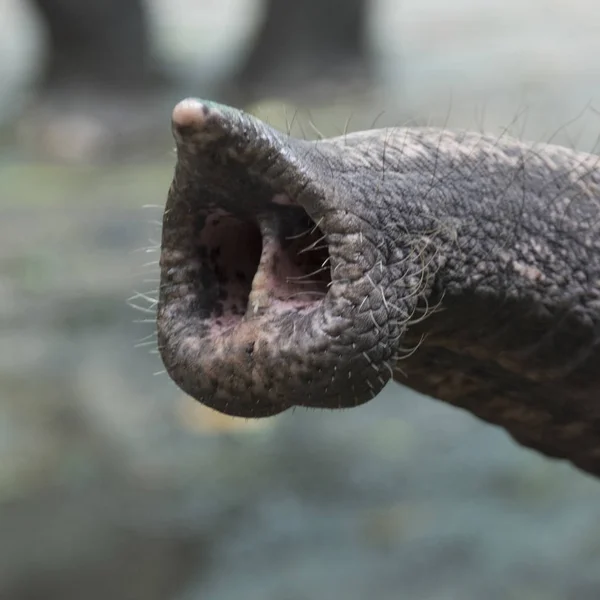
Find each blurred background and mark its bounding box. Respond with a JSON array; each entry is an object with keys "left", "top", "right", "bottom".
[{"left": 1, "top": 0, "right": 600, "bottom": 598}]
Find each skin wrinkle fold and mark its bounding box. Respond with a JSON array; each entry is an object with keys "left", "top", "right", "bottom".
[{"left": 157, "top": 99, "right": 600, "bottom": 478}]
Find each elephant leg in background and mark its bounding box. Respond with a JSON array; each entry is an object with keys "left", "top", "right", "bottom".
[
  {"left": 29, "top": 0, "right": 166, "bottom": 91},
  {"left": 14, "top": 0, "right": 176, "bottom": 163},
  {"left": 227, "top": 0, "right": 373, "bottom": 104},
  {"left": 30, "top": 0, "right": 372, "bottom": 97},
  {"left": 15, "top": 0, "right": 374, "bottom": 161}
]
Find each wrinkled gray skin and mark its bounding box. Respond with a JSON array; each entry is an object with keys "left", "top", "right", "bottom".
[{"left": 157, "top": 98, "right": 600, "bottom": 478}]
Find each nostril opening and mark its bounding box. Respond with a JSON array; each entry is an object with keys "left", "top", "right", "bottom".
[
  {"left": 193, "top": 205, "right": 332, "bottom": 334},
  {"left": 196, "top": 211, "right": 263, "bottom": 325},
  {"left": 275, "top": 215, "right": 332, "bottom": 307}
]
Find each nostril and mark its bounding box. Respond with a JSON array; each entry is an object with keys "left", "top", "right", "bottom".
[
  {"left": 278, "top": 217, "right": 332, "bottom": 305},
  {"left": 190, "top": 203, "right": 332, "bottom": 333},
  {"left": 243, "top": 208, "right": 332, "bottom": 317},
  {"left": 196, "top": 211, "right": 263, "bottom": 326}
]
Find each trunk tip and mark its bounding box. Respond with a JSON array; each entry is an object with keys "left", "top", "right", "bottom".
[{"left": 171, "top": 98, "right": 212, "bottom": 136}]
